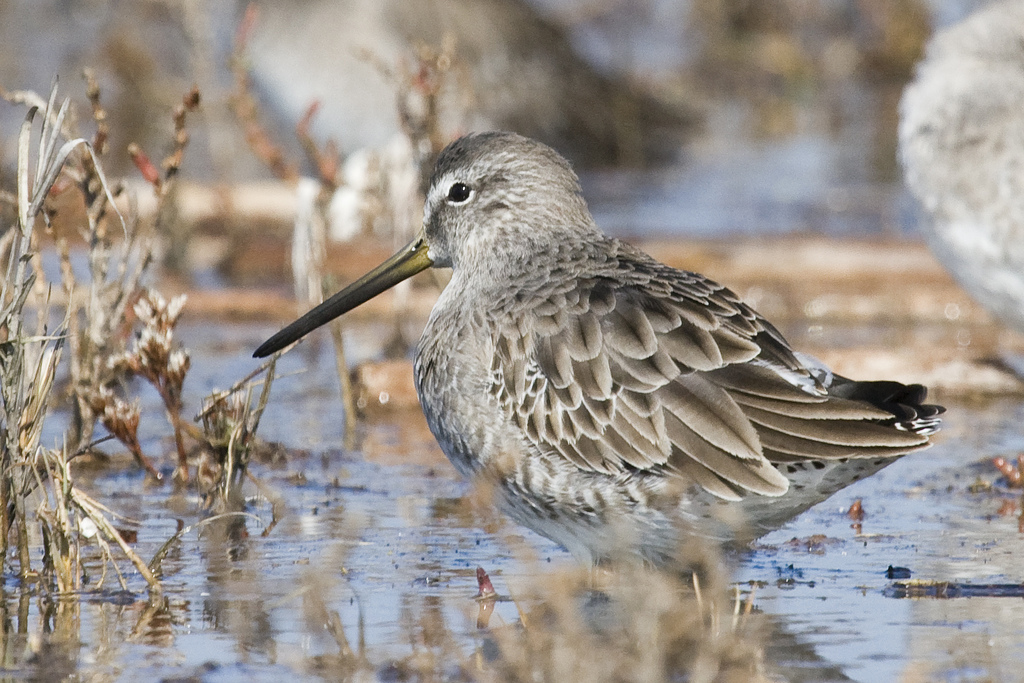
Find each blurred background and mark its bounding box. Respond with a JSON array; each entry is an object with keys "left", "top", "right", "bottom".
[
  {"left": 0, "top": 0, "right": 992, "bottom": 244},
  {"left": 1, "top": 0, "right": 1010, "bottom": 394},
  {"left": 3, "top": 0, "right": 1018, "bottom": 440}
]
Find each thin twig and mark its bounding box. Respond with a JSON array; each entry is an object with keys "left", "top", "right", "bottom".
[
  {"left": 72, "top": 488, "right": 161, "bottom": 592},
  {"left": 148, "top": 511, "right": 264, "bottom": 574}
]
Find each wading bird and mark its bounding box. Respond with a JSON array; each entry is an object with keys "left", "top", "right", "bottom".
[{"left": 257, "top": 132, "right": 942, "bottom": 566}]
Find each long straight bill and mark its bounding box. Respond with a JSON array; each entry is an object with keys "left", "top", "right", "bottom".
[{"left": 253, "top": 236, "right": 432, "bottom": 358}]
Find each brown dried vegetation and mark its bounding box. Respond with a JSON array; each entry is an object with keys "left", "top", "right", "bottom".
[{"left": 0, "top": 77, "right": 277, "bottom": 598}]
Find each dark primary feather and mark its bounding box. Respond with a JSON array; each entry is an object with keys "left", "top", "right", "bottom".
[{"left": 489, "top": 240, "right": 941, "bottom": 501}]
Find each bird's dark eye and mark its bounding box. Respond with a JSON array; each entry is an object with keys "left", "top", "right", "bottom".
[{"left": 446, "top": 182, "right": 472, "bottom": 203}]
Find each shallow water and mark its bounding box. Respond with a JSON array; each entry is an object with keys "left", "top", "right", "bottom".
[
  {"left": 13, "top": 318, "right": 1022, "bottom": 681},
  {"left": 5, "top": 1, "right": 1021, "bottom": 678}
]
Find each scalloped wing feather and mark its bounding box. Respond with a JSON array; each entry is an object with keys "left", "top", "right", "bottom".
[{"left": 489, "top": 251, "right": 934, "bottom": 500}]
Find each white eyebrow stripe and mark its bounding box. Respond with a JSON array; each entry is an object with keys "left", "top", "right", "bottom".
[
  {"left": 429, "top": 171, "right": 459, "bottom": 204},
  {"left": 424, "top": 171, "right": 456, "bottom": 225}
]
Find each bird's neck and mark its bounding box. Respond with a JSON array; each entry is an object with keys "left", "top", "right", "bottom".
[
  {"left": 458, "top": 225, "right": 606, "bottom": 286},
  {"left": 446, "top": 233, "right": 615, "bottom": 317}
]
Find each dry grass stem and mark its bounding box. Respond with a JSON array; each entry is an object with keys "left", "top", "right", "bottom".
[
  {"left": 0, "top": 75, "right": 234, "bottom": 597},
  {"left": 147, "top": 511, "right": 264, "bottom": 576},
  {"left": 0, "top": 80, "right": 164, "bottom": 594},
  {"left": 197, "top": 357, "right": 276, "bottom": 506}
]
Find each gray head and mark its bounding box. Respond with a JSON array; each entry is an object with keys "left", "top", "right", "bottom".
[
  {"left": 422, "top": 132, "right": 601, "bottom": 273},
  {"left": 253, "top": 132, "right": 598, "bottom": 358}
]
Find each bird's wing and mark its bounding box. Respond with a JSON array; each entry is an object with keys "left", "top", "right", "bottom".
[{"left": 491, "top": 264, "right": 929, "bottom": 500}]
